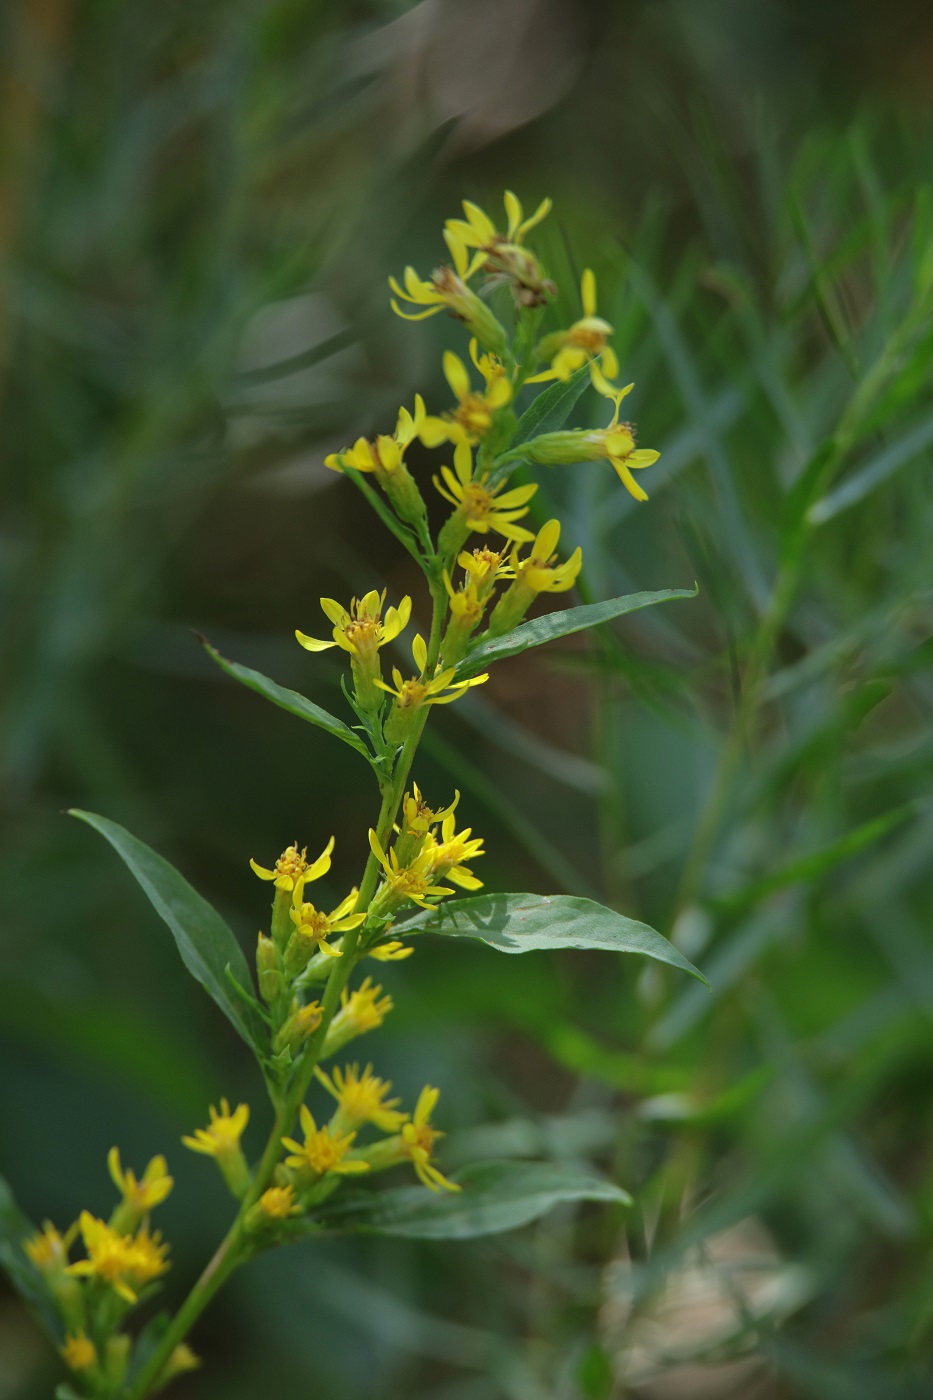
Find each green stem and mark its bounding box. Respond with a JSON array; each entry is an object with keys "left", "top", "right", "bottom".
[{"left": 128, "top": 576, "right": 449, "bottom": 1400}]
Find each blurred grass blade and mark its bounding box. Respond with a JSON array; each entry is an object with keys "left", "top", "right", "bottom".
[
  {"left": 392, "top": 893, "right": 708, "bottom": 984},
  {"left": 314, "top": 1160, "right": 631, "bottom": 1239},
  {"left": 707, "top": 805, "right": 914, "bottom": 913},
  {"left": 69, "top": 809, "right": 267, "bottom": 1052},
  {"left": 0, "top": 1174, "right": 62, "bottom": 1341},
  {"left": 456, "top": 588, "right": 698, "bottom": 679},
  {"left": 807, "top": 412, "right": 933, "bottom": 523},
  {"left": 200, "top": 639, "right": 371, "bottom": 759}
]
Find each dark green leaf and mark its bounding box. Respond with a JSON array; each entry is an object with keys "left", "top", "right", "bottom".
[
  {"left": 69, "top": 810, "right": 267, "bottom": 1052},
  {"left": 200, "top": 640, "right": 371, "bottom": 758},
  {"left": 456, "top": 588, "right": 698, "bottom": 679},
  {"left": 315, "top": 1160, "right": 631, "bottom": 1239},
  {"left": 0, "top": 1173, "right": 62, "bottom": 1340},
  {"left": 509, "top": 363, "right": 592, "bottom": 449},
  {"left": 391, "top": 893, "right": 708, "bottom": 985}
]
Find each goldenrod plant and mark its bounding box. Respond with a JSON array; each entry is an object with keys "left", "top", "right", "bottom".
[{"left": 0, "top": 192, "right": 704, "bottom": 1399}]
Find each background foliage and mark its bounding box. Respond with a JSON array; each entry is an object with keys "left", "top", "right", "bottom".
[{"left": 2, "top": 1, "right": 933, "bottom": 1396}]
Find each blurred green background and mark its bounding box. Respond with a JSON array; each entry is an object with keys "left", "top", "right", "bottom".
[{"left": 3, "top": 0, "right": 933, "bottom": 1396}]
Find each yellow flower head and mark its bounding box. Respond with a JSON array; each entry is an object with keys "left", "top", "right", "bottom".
[
  {"left": 530, "top": 269, "right": 619, "bottom": 383},
  {"left": 425, "top": 812, "right": 485, "bottom": 891},
  {"left": 442, "top": 192, "right": 554, "bottom": 310},
  {"left": 296, "top": 590, "right": 412, "bottom": 662},
  {"left": 376, "top": 633, "right": 488, "bottom": 715},
  {"left": 330, "top": 977, "right": 394, "bottom": 1041},
  {"left": 367, "top": 939, "right": 415, "bottom": 962},
  {"left": 444, "top": 190, "right": 553, "bottom": 266},
  {"left": 420, "top": 343, "right": 513, "bottom": 449},
  {"left": 369, "top": 830, "right": 455, "bottom": 911},
  {"left": 164, "top": 1344, "right": 201, "bottom": 1380},
  {"left": 249, "top": 837, "right": 334, "bottom": 893},
  {"left": 281, "top": 1105, "right": 369, "bottom": 1179},
  {"left": 401, "top": 784, "right": 459, "bottom": 837},
  {"left": 61, "top": 1332, "right": 97, "bottom": 1371},
  {"left": 434, "top": 441, "right": 537, "bottom": 543},
  {"left": 458, "top": 545, "right": 514, "bottom": 593},
  {"left": 66, "top": 1212, "right": 169, "bottom": 1304},
  {"left": 257, "top": 1185, "right": 301, "bottom": 1221},
  {"left": 510, "top": 518, "right": 583, "bottom": 595},
  {"left": 182, "top": 1099, "right": 249, "bottom": 1160},
  {"left": 316, "top": 1063, "right": 406, "bottom": 1132},
  {"left": 107, "top": 1148, "right": 174, "bottom": 1216},
  {"left": 401, "top": 1087, "right": 460, "bottom": 1193},
  {"left": 287, "top": 889, "right": 365, "bottom": 962},
  {"left": 24, "top": 1221, "right": 71, "bottom": 1272},
  {"left": 325, "top": 396, "right": 426, "bottom": 479},
  {"left": 586, "top": 364, "right": 660, "bottom": 501}
]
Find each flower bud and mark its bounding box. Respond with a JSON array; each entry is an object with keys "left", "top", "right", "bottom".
[{"left": 256, "top": 933, "right": 283, "bottom": 1005}]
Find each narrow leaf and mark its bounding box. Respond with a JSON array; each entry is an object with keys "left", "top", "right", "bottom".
[
  {"left": 315, "top": 1160, "right": 631, "bottom": 1240},
  {"left": 69, "top": 810, "right": 267, "bottom": 1052},
  {"left": 509, "top": 362, "right": 592, "bottom": 449},
  {"left": 808, "top": 412, "right": 933, "bottom": 523},
  {"left": 0, "top": 1173, "right": 62, "bottom": 1340},
  {"left": 201, "top": 640, "right": 371, "bottom": 758},
  {"left": 706, "top": 805, "right": 915, "bottom": 913},
  {"left": 456, "top": 588, "right": 697, "bottom": 679},
  {"left": 392, "top": 893, "right": 708, "bottom": 985}
]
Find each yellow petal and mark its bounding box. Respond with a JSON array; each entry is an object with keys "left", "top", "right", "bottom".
[
  {"left": 443, "top": 350, "right": 470, "bottom": 404},
  {"left": 503, "top": 189, "right": 523, "bottom": 238},
  {"left": 534, "top": 518, "right": 561, "bottom": 558},
  {"left": 295, "top": 630, "right": 334, "bottom": 653},
  {"left": 319, "top": 597, "right": 347, "bottom": 626},
  {"left": 453, "top": 439, "right": 473, "bottom": 487},
  {"left": 581, "top": 268, "right": 596, "bottom": 318},
  {"left": 612, "top": 459, "right": 649, "bottom": 501},
  {"left": 602, "top": 344, "right": 619, "bottom": 379},
  {"left": 412, "top": 633, "right": 428, "bottom": 673}
]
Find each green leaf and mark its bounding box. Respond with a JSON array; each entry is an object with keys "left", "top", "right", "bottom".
[
  {"left": 456, "top": 588, "right": 698, "bottom": 679},
  {"left": 315, "top": 1160, "right": 631, "bottom": 1239},
  {"left": 200, "top": 639, "right": 371, "bottom": 759},
  {"left": 69, "top": 810, "right": 267, "bottom": 1053},
  {"left": 509, "top": 362, "right": 592, "bottom": 449},
  {"left": 391, "top": 893, "right": 708, "bottom": 985},
  {"left": 0, "top": 1173, "right": 62, "bottom": 1340}
]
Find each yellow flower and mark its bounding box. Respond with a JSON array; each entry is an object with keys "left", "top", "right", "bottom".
[
  {"left": 401, "top": 783, "right": 460, "bottom": 837},
  {"left": 487, "top": 518, "right": 582, "bottom": 638},
  {"left": 435, "top": 441, "right": 537, "bottom": 548},
  {"left": 296, "top": 590, "right": 411, "bottom": 661},
  {"left": 107, "top": 1148, "right": 173, "bottom": 1217},
  {"left": 376, "top": 633, "right": 488, "bottom": 740},
  {"left": 257, "top": 1185, "right": 301, "bottom": 1220},
  {"left": 61, "top": 1332, "right": 97, "bottom": 1371},
  {"left": 162, "top": 1344, "right": 201, "bottom": 1381},
  {"left": 182, "top": 1099, "right": 249, "bottom": 1158},
  {"left": 388, "top": 262, "right": 510, "bottom": 356},
  {"left": 529, "top": 269, "right": 619, "bottom": 382},
  {"left": 66, "top": 1212, "right": 169, "bottom": 1304},
  {"left": 323, "top": 977, "right": 394, "bottom": 1057},
  {"left": 24, "top": 1221, "right": 71, "bottom": 1272},
  {"left": 273, "top": 998, "right": 323, "bottom": 1055},
  {"left": 286, "top": 889, "right": 365, "bottom": 965},
  {"left": 458, "top": 545, "right": 514, "bottom": 593},
  {"left": 400, "top": 1087, "right": 460, "bottom": 1193},
  {"left": 368, "top": 830, "right": 455, "bottom": 911},
  {"left": 249, "top": 838, "right": 334, "bottom": 893},
  {"left": 316, "top": 1063, "right": 407, "bottom": 1132},
  {"left": 524, "top": 365, "right": 659, "bottom": 502},
  {"left": 425, "top": 812, "right": 485, "bottom": 891},
  {"left": 325, "top": 397, "right": 425, "bottom": 479},
  {"left": 420, "top": 343, "right": 513, "bottom": 448},
  {"left": 281, "top": 1105, "right": 369, "bottom": 1179},
  {"left": 443, "top": 190, "right": 553, "bottom": 269},
  {"left": 367, "top": 939, "right": 415, "bottom": 962}
]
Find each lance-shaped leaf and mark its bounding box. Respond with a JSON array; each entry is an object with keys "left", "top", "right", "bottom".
[
  {"left": 69, "top": 810, "right": 267, "bottom": 1052},
  {"left": 313, "top": 1160, "right": 631, "bottom": 1240},
  {"left": 509, "top": 362, "right": 592, "bottom": 449},
  {"left": 200, "top": 639, "right": 371, "bottom": 759},
  {"left": 0, "top": 1173, "right": 63, "bottom": 1340},
  {"left": 456, "top": 588, "right": 697, "bottom": 679},
  {"left": 391, "top": 893, "right": 708, "bottom": 985}
]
